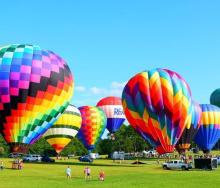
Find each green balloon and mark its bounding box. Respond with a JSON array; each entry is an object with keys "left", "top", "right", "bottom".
[{"left": 210, "top": 88, "right": 220, "bottom": 108}]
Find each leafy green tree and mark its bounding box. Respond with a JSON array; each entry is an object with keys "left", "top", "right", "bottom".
[
  {"left": 97, "top": 124, "right": 151, "bottom": 155},
  {"left": 0, "top": 135, "right": 9, "bottom": 156}
]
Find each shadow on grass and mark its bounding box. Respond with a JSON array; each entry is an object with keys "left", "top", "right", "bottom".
[
  {"left": 153, "top": 166, "right": 215, "bottom": 172},
  {"left": 23, "top": 161, "right": 149, "bottom": 168}
]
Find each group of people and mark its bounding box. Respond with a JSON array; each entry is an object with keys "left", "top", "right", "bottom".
[
  {"left": 66, "top": 166, "right": 105, "bottom": 181},
  {"left": 12, "top": 159, "right": 23, "bottom": 170}
]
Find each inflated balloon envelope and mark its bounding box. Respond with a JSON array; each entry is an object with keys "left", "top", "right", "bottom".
[
  {"left": 44, "top": 104, "right": 82, "bottom": 154},
  {"left": 122, "top": 68, "right": 192, "bottom": 154},
  {"left": 0, "top": 44, "right": 74, "bottom": 153},
  {"left": 194, "top": 104, "right": 220, "bottom": 153},
  {"left": 77, "top": 106, "right": 107, "bottom": 152},
  {"left": 176, "top": 101, "right": 202, "bottom": 154},
  {"left": 97, "top": 96, "right": 125, "bottom": 137}
]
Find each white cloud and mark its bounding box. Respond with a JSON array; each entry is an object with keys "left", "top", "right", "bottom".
[
  {"left": 111, "top": 81, "right": 126, "bottom": 89},
  {"left": 90, "top": 87, "right": 105, "bottom": 95},
  {"left": 75, "top": 86, "right": 86, "bottom": 92},
  {"left": 89, "top": 81, "right": 126, "bottom": 96}
]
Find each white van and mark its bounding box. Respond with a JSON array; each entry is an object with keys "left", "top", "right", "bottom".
[
  {"left": 23, "top": 154, "right": 42, "bottom": 162},
  {"left": 89, "top": 153, "right": 100, "bottom": 159}
]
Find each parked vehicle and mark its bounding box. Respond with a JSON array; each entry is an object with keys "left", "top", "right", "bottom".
[
  {"left": 162, "top": 160, "right": 192, "bottom": 170},
  {"left": 89, "top": 153, "right": 100, "bottom": 159},
  {"left": 8, "top": 153, "right": 23, "bottom": 158},
  {"left": 79, "top": 155, "right": 93, "bottom": 162},
  {"left": 67, "top": 154, "right": 75, "bottom": 159},
  {"left": 217, "top": 156, "right": 220, "bottom": 165},
  {"left": 194, "top": 158, "right": 218, "bottom": 170},
  {"left": 23, "top": 154, "right": 42, "bottom": 162},
  {"left": 111, "top": 151, "right": 125, "bottom": 160},
  {"left": 143, "top": 150, "right": 157, "bottom": 157},
  {"left": 41, "top": 156, "right": 55, "bottom": 163}
]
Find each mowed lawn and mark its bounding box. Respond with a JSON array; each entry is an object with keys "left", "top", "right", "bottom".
[{"left": 0, "top": 157, "right": 220, "bottom": 188}]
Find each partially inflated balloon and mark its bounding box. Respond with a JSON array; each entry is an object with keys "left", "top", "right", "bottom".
[
  {"left": 77, "top": 106, "right": 107, "bottom": 152},
  {"left": 176, "top": 101, "right": 202, "bottom": 153},
  {"left": 122, "top": 68, "right": 192, "bottom": 154},
  {"left": 97, "top": 96, "right": 125, "bottom": 134},
  {"left": 44, "top": 104, "right": 81, "bottom": 153},
  {"left": 194, "top": 104, "right": 220, "bottom": 153},
  {"left": 210, "top": 89, "right": 220, "bottom": 108},
  {"left": 0, "top": 44, "right": 73, "bottom": 153}
]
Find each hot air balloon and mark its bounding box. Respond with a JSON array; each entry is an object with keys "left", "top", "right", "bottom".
[
  {"left": 176, "top": 101, "right": 202, "bottom": 154},
  {"left": 96, "top": 96, "right": 125, "bottom": 139},
  {"left": 210, "top": 88, "right": 220, "bottom": 108},
  {"left": 194, "top": 104, "right": 220, "bottom": 153},
  {"left": 122, "top": 68, "right": 192, "bottom": 154},
  {"left": 44, "top": 104, "right": 81, "bottom": 154},
  {"left": 77, "top": 106, "right": 107, "bottom": 152},
  {"left": 0, "top": 44, "right": 73, "bottom": 153}
]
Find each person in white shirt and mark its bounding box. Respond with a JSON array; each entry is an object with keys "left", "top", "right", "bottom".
[{"left": 65, "top": 166, "right": 71, "bottom": 179}]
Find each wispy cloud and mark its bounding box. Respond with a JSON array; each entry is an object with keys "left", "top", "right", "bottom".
[
  {"left": 89, "top": 81, "right": 126, "bottom": 96},
  {"left": 75, "top": 86, "right": 86, "bottom": 92},
  {"left": 74, "top": 81, "right": 126, "bottom": 106},
  {"left": 111, "top": 81, "right": 126, "bottom": 89},
  {"left": 75, "top": 81, "right": 126, "bottom": 96}
]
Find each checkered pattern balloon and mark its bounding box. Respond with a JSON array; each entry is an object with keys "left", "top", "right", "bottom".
[
  {"left": 77, "top": 106, "right": 107, "bottom": 151},
  {"left": 44, "top": 104, "right": 82, "bottom": 154},
  {"left": 122, "top": 68, "right": 192, "bottom": 154},
  {"left": 0, "top": 44, "right": 73, "bottom": 153}
]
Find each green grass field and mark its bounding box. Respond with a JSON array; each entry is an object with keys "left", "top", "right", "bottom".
[{"left": 0, "top": 157, "right": 220, "bottom": 188}]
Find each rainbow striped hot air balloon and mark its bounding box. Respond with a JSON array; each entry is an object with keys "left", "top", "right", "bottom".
[
  {"left": 122, "top": 68, "right": 192, "bottom": 154},
  {"left": 44, "top": 104, "right": 82, "bottom": 154},
  {"left": 77, "top": 106, "right": 107, "bottom": 152},
  {"left": 194, "top": 104, "right": 220, "bottom": 153},
  {"left": 0, "top": 44, "right": 73, "bottom": 153},
  {"left": 176, "top": 101, "right": 202, "bottom": 153},
  {"left": 97, "top": 96, "right": 125, "bottom": 138}
]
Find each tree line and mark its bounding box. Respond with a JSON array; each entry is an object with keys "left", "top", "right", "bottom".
[
  {"left": 0, "top": 124, "right": 219, "bottom": 157},
  {"left": 0, "top": 125, "right": 150, "bottom": 157}
]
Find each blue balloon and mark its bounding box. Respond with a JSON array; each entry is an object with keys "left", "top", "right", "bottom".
[{"left": 194, "top": 104, "right": 220, "bottom": 153}]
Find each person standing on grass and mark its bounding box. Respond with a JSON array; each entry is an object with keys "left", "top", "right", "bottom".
[
  {"left": 0, "top": 160, "right": 3, "bottom": 170},
  {"left": 84, "top": 166, "right": 91, "bottom": 180},
  {"left": 66, "top": 166, "right": 71, "bottom": 179},
  {"left": 99, "top": 170, "right": 105, "bottom": 181}
]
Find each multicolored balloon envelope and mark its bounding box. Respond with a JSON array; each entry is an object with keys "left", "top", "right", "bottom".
[
  {"left": 44, "top": 104, "right": 81, "bottom": 154},
  {"left": 176, "top": 101, "right": 202, "bottom": 153},
  {"left": 96, "top": 96, "right": 125, "bottom": 134},
  {"left": 122, "top": 68, "right": 192, "bottom": 154},
  {"left": 77, "top": 106, "right": 107, "bottom": 152},
  {"left": 194, "top": 104, "right": 220, "bottom": 153},
  {"left": 0, "top": 44, "right": 73, "bottom": 153}
]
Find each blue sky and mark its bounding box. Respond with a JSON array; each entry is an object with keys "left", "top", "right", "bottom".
[{"left": 1, "top": 0, "right": 220, "bottom": 107}]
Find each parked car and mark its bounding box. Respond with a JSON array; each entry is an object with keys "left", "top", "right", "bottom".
[
  {"left": 162, "top": 160, "right": 192, "bottom": 170},
  {"left": 89, "top": 153, "right": 100, "bottom": 159},
  {"left": 79, "top": 155, "right": 93, "bottom": 162},
  {"left": 23, "top": 154, "right": 42, "bottom": 162},
  {"left": 67, "top": 154, "right": 75, "bottom": 159},
  {"left": 217, "top": 156, "right": 220, "bottom": 165},
  {"left": 8, "top": 153, "right": 23, "bottom": 158},
  {"left": 111, "top": 151, "right": 125, "bottom": 160},
  {"left": 41, "top": 156, "right": 55, "bottom": 163},
  {"left": 143, "top": 150, "right": 157, "bottom": 157}
]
